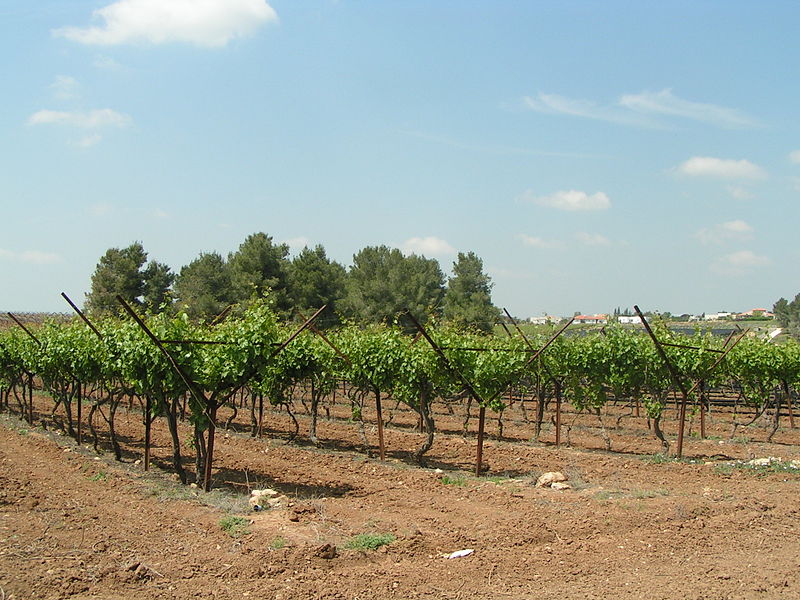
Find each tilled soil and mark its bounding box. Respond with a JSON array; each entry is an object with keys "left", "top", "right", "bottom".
[{"left": 1, "top": 395, "right": 799, "bottom": 600}]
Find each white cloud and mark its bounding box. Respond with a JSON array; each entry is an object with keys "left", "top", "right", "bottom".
[
  {"left": 152, "top": 209, "right": 170, "bottom": 219},
  {"left": 50, "top": 75, "right": 80, "bottom": 100},
  {"left": 518, "top": 234, "right": 562, "bottom": 249},
  {"left": 676, "top": 156, "right": 766, "bottom": 179},
  {"left": 54, "top": 0, "right": 278, "bottom": 47},
  {"left": 94, "top": 55, "right": 122, "bottom": 70},
  {"left": 726, "top": 185, "right": 754, "bottom": 200},
  {"left": 283, "top": 236, "right": 310, "bottom": 251},
  {"left": 522, "top": 189, "right": 611, "bottom": 212},
  {"left": 401, "top": 236, "right": 456, "bottom": 256},
  {"left": 575, "top": 232, "right": 611, "bottom": 246},
  {"left": 523, "top": 89, "right": 755, "bottom": 129},
  {"left": 790, "top": 150, "right": 800, "bottom": 164},
  {"left": 695, "top": 220, "right": 753, "bottom": 245},
  {"left": 89, "top": 202, "right": 113, "bottom": 216},
  {"left": 523, "top": 93, "right": 650, "bottom": 127},
  {"left": 619, "top": 89, "right": 757, "bottom": 128},
  {"left": 0, "top": 248, "right": 63, "bottom": 265},
  {"left": 28, "top": 108, "right": 132, "bottom": 128},
  {"left": 75, "top": 134, "right": 103, "bottom": 148},
  {"left": 711, "top": 250, "right": 769, "bottom": 276}
]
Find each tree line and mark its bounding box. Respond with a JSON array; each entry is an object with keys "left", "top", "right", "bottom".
[{"left": 85, "top": 233, "right": 501, "bottom": 332}]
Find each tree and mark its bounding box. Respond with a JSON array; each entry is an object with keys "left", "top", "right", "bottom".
[
  {"left": 286, "top": 245, "right": 346, "bottom": 325},
  {"left": 342, "top": 246, "right": 444, "bottom": 326},
  {"left": 142, "top": 260, "right": 175, "bottom": 314},
  {"left": 85, "top": 242, "right": 149, "bottom": 317},
  {"left": 443, "top": 251, "right": 500, "bottom": 333},
  {"left": 173, "top": 252, "right": 233, "bottom": 321},
  {"left": 228, "top": 233, "right": 291, "bottom": 313},
  {"left": 774, "top": 294, "right": 800, "bottom": 338}
]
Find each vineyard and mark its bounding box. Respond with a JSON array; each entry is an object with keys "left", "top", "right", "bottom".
[
  {"left": 1, "top": 300, "right": 798, "bottom": 482},
  {"left": 2, "top": 301, "right": 800, "bottom": 599}
]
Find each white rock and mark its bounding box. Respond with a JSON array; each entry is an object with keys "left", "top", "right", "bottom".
[
  {"left": 535, "top": 472, "right": 568, "bottom": 488},
  {"left": 551, "top": 482, "right": 572, "bottom": 491}
]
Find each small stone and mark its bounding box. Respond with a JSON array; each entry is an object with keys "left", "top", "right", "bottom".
[
  {"left": 313, "top": 544, "right": 337, "bottom": 559},
  {"left": 551, "top": 482, "right": 572, "bottom": 491},
  {"left": 535, "top": 472, "right": 568, "bottom": 488}
]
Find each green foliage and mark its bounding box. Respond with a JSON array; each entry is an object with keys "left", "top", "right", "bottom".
[
  {"left": 228, "top": 232, "right": 291, "bottom": 314},
  {"left": 345, "top": 532, "right": 395, "bottom": 551},
  {"left": 173, "top": 252, "right": 233, "bottom": 321},
  {"left": 85, "top": 243, "right": 175, "bottom": 317},
  {"left": 440, "top": 474, "right": 467, "bottom": 486},
  {"left": 342, "top": 245, "right": 444, "bottom": 327},
  {"left": 443, "top": 251, "right": 500, "bottom": 333},
  {"left": 286, "top": 245, "right": 346, "bottom": 324},
  {"left": 219, "top": 515, "right": 250, "bottom": 538}
]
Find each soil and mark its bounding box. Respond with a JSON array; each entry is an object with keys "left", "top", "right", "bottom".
[{"left": 1, "top": 393, "right": 800, "bottom": 600}]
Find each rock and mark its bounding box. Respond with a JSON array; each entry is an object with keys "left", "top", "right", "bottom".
[
  {"left": 747, "top": 457, "right": 780, "bottom": 467},
  {"left": 551, "top": 482, "right": 572, "bottom": 491},
  {"left": 535, "top": 472, "right": 568, "bottom": 488},
  {"left": 313, "top": 543, "right": 337, "bottom": 559}
]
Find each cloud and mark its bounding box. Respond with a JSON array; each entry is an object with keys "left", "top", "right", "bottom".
[
  {"left": 93, "top": 55, "right": 122, "bottom": 70},
  {"left": 50, "top": 75, "right": 80, "bottom": 100},
  {"left": 28, "top": 108, "right": 132, "bottom": 128},
  {"left": 790, "top": 150, "right": 800, "bottom": 164},
  {"left": 401, "top": 236, "right": 456, "bottom": 256},
  {"left": 522, "top": 189, "right": 611, "bottom": 211},
  {"left": 575, "top": 232, "right": 611, "bottom": 246},
  {"left": 726, "top": 185, "right": 754, "bottom": 200},
  {"left": 523, "top": 89, "right": 756, "bottom": 129},
  {"left": 518, "top": 234, "right": 562, "bottom": 249},
  {"left": 54, "top": 0, "right": 278, "bottom": 47},
  {"left": 283, "top": 236, "right": 310, "bottom": 251},
  {"left": 619, "top": 89, "right": 758, "bottom": 128},
  {"left": 675, "top": 156, "right": 766, "bottom": 179},
  {"left": 0, "top": 248, "right": 63, "bottom": 265},
  {"left": 75, "top": 134, "right": 103, "bottom": 148},
  {"left": 89, "top": 202, "right": 114, "bottom": 216},
  {"left": 695, "top": 220, "right": 753, "bottom": 245},
  {"left": 152, "top": 209, "right": 170, "bottom": 219},
  {"left": 523, "top": 93, "right": 651, "bottom": 127},
  {"left": 711, "top": 250, "right": 769, "bottom": 276}
]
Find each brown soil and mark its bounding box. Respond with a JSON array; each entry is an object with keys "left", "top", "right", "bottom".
[{"left": 1, "top": 394, "right": 800, "bottom": 600}]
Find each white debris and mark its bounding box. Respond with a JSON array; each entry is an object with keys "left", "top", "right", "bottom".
[
  {"left": 447, "top": 549, "right": 474, "bottom": 559},
  {"left": 550, "top": 481, "right": 572, "bottom": 491}
]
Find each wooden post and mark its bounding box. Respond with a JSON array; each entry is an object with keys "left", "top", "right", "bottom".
[
  {"left": 375, "top": 388, "right": 385, "bottom": 461},
  {"left": 475, "top": 404, "right": 486, "bottom": 476}
]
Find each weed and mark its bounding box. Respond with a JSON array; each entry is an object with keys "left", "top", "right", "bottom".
[
  {"left": 270, "top": 536, "right": 287, "bottom": 550},
  {"left": 441, "top": 474, "right": 467, "bottom": 486},
  {"left": 88, "top": 471, "right": 107, "bottom": 482},
  {"left": 345, "top": 532, "right": 395, "bottom": 551},
  {"left": 219, "top": 515, "right": 250, "bottom": 538},
  {"left": 715, "top": 460, "right": 800, "bottom": 477},
  {"left": 631, "top": 488, "right": 670, "bottom": 499}
]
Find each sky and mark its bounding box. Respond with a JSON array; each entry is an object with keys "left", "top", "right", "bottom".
[{"left": 2, "top": 0, "right": 799, "bottom": 318}]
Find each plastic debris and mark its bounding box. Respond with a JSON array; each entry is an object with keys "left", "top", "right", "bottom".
[{"left": 447, "top": 549, "right": 474, "bottom": 559}]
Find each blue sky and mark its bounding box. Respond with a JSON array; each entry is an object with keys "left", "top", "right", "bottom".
[{"left": 2, "top": 1, "right": 799, "bottom": 317}]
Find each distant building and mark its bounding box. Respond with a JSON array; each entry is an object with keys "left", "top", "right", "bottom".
[
  {"left": 573, "top": 314, "right": 608, "bottom": 325},
  {"left": 734, "top": 308, "right": 774, "bottom": 320},
  {"left": 703, "top": 312, "right": 733, "bottom": 321},
  {"left": 617, "top": 315, "right": 641, "bottom": 325},
  {"left": 528, "top": 315, "right": 560, "bottom": 325}
]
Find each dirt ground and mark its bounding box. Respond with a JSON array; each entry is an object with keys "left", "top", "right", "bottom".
[{"left": 1, "top": 393, "right": 800, "bottom": 600}]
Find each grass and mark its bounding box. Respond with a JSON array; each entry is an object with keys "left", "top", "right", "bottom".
[
  {"left": 441, "top": 474, "right": 467, "bottom": 486},
  {"left": 270, "top": 536, "right": 287, "bottom": 550},
  {"left": 219, "top": 515, "right": 250, "bottom": 538},
  {"left": 715, "top": 460, "right": 800, "bottom": 477},
  {"left": 631, "top": 488, "right": 670, "bottom": 499},
  {"left": 88, "top": 471, "right": 108, "bottom": 482},
  {"left": 345, "top": 532, "right": 396, "bottom": 551}
]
